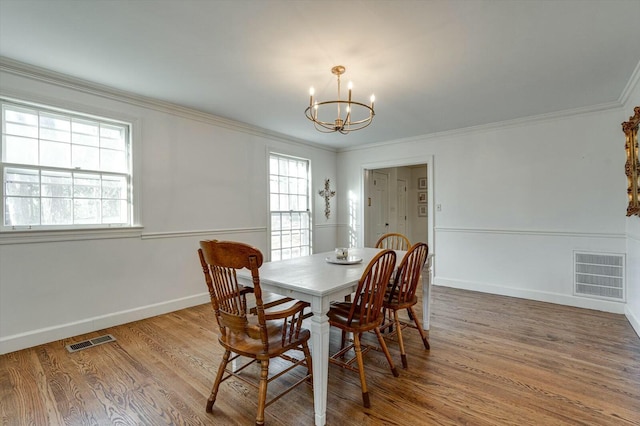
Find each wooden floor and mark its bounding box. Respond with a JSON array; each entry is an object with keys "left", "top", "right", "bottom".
[{"left": 2, "top": 286, "right": 639, "bottom": 425}]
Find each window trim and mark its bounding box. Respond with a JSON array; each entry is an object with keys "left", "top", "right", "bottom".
[{"left": 0, "top": 95, "right": 142, "bottom": 243}]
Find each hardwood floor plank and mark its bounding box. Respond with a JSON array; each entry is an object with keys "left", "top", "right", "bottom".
[{"left": 1, "top": 286, "right": 639, "bottom": 425}]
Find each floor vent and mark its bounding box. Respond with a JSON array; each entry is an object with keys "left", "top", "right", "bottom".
[
  {"left": 66, "top": 334, "right": 116, "bottom": 353},
  {"left": 574, "top": 252, "right": 625, "bottom": 301}
]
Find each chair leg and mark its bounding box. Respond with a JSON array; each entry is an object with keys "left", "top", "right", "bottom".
[
  {"left": 393, "top": 310, "right": 408, "bottom": 368},
  {"left": 207, "top": 349, "right": 231, "bottom": 413},
  {"left": 255, "top": 359, "right": 269, "bottom": 426},
  {"left": 352, "top": 333, "right": 371, "bottom": 408},
  {"left": 302, "top": 341, "right": 313, "bottom": 384},
  {"left": 409, "top": 306, "right": 430, "bottom": 350},
  {"left": 374, "top": 326, "right": 399, "bottom": 377}
]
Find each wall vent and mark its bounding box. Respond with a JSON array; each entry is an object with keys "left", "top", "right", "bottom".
[
  {"left": 66, "top": 334, "right": 116, "bottom": 353},
  {"left": 574, "top": 252, "right": 625, "bottom": 301}
]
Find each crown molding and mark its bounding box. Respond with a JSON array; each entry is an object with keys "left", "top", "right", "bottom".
[
  {"left": 619, "top": 58, "right": 640, "bottom": 106},
  {"left": 339, "top": 100, "right": 622, "bottom": 153},
  {"left": 0, "top": 57, "right": 336, "bottom": 153}
]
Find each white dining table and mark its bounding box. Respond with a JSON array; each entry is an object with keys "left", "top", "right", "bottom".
[{"left": 236, "top": 247, "right": 432, "bottom": 426}]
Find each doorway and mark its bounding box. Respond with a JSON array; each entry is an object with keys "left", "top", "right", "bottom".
[{"left": 364, "top": 164, "right": 429, "bottom": 248}]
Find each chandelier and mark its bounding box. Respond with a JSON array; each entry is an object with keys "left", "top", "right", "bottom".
[{"left": 305, "top": 65, "right": 375, "bottom": 134}]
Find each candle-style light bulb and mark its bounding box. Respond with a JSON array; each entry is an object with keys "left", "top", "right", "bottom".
[
  {"left": 348, "top": 81, "right": 353, "bottom": 102},
  {"left": 370, "top": 94, "right": 375, "bottom": 108},
  {"left": 309, "top": 87, "right": 315, "bottom": 108}
]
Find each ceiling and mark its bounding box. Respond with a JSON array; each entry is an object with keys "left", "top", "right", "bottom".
[{"left": 1, "top": 0, "right": 639, "bottom": 150}]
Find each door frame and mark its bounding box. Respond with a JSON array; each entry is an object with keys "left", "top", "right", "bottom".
[{"left": 360, "top": 155, "right": 435, "bottom": 263}]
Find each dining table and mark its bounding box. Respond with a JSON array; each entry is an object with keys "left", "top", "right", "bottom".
[{"left": 236, "top": 247, "right": 433, "bottom": 426}]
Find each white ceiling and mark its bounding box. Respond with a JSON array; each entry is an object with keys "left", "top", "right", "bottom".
[{"left": 1, "top": 0, "right": 639, "bottom": 149}]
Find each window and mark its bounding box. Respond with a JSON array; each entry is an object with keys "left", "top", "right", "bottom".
[
  {"left": 269, "top": 153, "right": 311, "bottom": 261},
  {"left": 1, "top": 99, "right": 133, "bottom": 230}
]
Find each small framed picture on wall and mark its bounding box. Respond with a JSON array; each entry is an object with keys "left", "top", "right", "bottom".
[
  {"left": 418, "top": 177, "right": 427, "bottom": 189},
  {"left": 418, "top": 191, "right": 427, "bottom": 203},
  {"left": 418, "top": 204, "right": 427, "bottom": 217}
]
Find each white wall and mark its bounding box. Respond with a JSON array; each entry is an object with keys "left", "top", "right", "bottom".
[
  {"left": 337, "top": 107, "right": 629, "bottom": 315},
  {"left": 0, "top": 65, "right": 338, "bottom": 354},
  {"left": 623, "top": 64, "right": 640, "bottom": 337}
]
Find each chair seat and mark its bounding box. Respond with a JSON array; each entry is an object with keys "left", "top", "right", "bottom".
[
  {"left": 328, "top": 302, "right": 381, "bottom": 333},
  {"left": 383, "top": 293, "right": 418, "bottom": 310},
  {"left": 219, "top": 317, "right": 311, "bottom": 358}
]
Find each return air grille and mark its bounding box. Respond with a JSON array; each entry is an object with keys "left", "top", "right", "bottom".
[
  {"left": 66, "top": 334, "right": 116, "bottom": 353},
  {"left": 574, "top": 252, "right": 625, "bottom": 301}
]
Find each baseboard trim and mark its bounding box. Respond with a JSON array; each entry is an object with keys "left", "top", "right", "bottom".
[
  {"left": 435, "top": 277, "right": 626, "bottom": 314},
  {"left": 0, "top": 292, "right": 210, "bottom": 355},
  {"left": 625, "top": 305, "right": 640, "bottom": 339}
]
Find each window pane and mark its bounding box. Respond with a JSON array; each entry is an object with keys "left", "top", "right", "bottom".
[
  {"left": 271, "top": 232, "right": 281, "bottom": 249},
  {"left": 297, "top": 178, "right": 307, "bottom": 194},
  {"left": 269, "top": 156, "right": 278, "bottom": 174},
  {"left": 72, "top": 118, "right": 99, "bottom": 146},
  {"left": 42, "top": 198, "right": 72, "bottom": 225},
  {"left": 100, "top": 124, "right": 126, "bottom": 150},
  {"left": 4, "top": 105, "right": 38, "bottom": 127},
  {"left": 5, "top": 168, "right": 39, "bottom": 196},
  {"left": 101, "top": 148, "right": 127, "bottom": 173},
  {"left": 289, "top": 194, "right": 298, "bottom": 210},
  {"left": 291, "top": 230, "right": 300, "bottom": 246},
  {"left": 278, "top": 158, "right": 288, "bottom": 175},
  {"left": 270, "top": 175, "right": 278, "bottom": 193},
  {"left": 282, "top": 214, "right": 291, "bottom": 230},
  {"left": 281, "top": 231, "right": 291, "bottom": 248},
  {"left": 42, "top": 171, "right": 72, "bottom": 197},
  {"left": 74, "top": 174, "right": 101, "bottom": 198},
  {"left": 102, "top": 175, "right": 127, "bottom": 199},
  {"left": 301, "top": 230, "right": 310, "bottom": 245},
  {"left": 301, "top": 212, "right": 310, "bottom": 229},
  {"left": 281, "top": 248, "right": 291, "bottom": 260},
  {"left": 5, "top": 121, "right": 38, "bottom": 138},
  {"left": 5, "top": 196, "right": 40, "bottom": 226},
  {"left": 4, "top": 135, "right": 38, "bottom": 165},
  {"left": 72, "top": 145, "right": 99, "bottom": 170},
  {"left": 271, "top": 213, "right": 281, "bottom": 231},
  {"left": 270, "top": 193, "right": 279, "bottom": 211},
  {"left": 74, "top": 199, "right": 100, "bottom": 223},
  {"left": 102, "top": 199, "right": 128, "bottom": 223},
  {"left": 279, "top": 194, "right": 289, "bottom": 211},
  {"left": 40, "top": 112, "right": 70, "bottom": 142},
  {"left": 40, "top": 140, "right": 71, "bottom": 168}
]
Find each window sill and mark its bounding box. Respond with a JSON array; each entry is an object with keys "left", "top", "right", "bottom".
[{"left": 0, "top": 226, "right": 144, "bottom": 245}]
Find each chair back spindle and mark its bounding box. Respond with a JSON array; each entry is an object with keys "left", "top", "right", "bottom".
[
  {"left": 375, "top": 233, "right": 410, "bottom": 251},
  {"left": 348, "top": 249, "right": 397, "bottom": 327}
]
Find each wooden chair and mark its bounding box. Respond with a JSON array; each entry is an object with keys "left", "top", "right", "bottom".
[
  {"left": 374, "top": 232, "right": 411, "bottom": 251},
  {"left": 379, "top": 242, "right": 430, "bottom": 368},
  {"left": 328, "top": 249, "right": 399, "bottom": 408},
  {"left": 375, "top": 232, "right": 411, "bottom": 327},
  {"left": 198, "top": 240, "right": 313, "bottom": 426}
]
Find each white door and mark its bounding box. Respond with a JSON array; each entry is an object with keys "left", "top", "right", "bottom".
[
  {"left": 372, "top": 171, "right": 389, "bottom": 243},
  {"left": 397, "top": 179, "right": 407, "bottom": 237}
]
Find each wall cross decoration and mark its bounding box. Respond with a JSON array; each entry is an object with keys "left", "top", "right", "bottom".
[{"left": 318, "top": 178, "right": 336, "bottom": 219}]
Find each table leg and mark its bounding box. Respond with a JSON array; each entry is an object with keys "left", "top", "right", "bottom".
[
  {"left": 310, "top": 297, "right": 330, "bottom": 426},
  {"left": 422, "top": 255, "right": 433, "bottom": 330}
]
